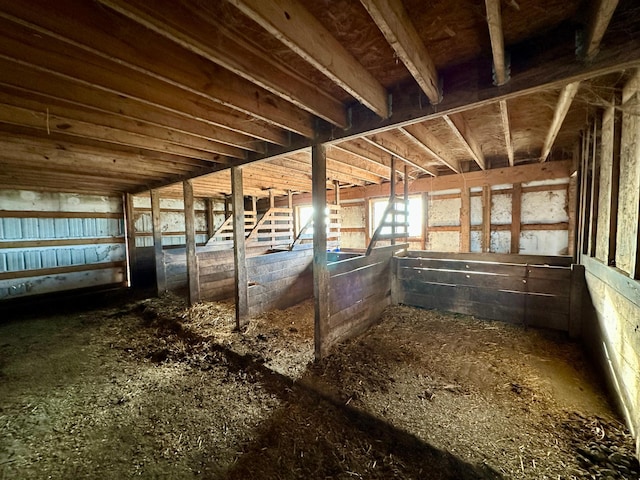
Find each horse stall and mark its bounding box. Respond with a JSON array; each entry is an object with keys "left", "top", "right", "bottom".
[{"left": 393, "top": 251, "right": 585, "bottom": 335}]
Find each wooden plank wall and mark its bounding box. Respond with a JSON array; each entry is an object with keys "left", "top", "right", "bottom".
[
  {"left": 395, "top": 251, "right": 577, "bottom": 331},
  {"left": 247, "top": 248, "right": 313, "bottom": 316},
  {"left": 323, "top": 244, "right": 406, "bottom": 350}
]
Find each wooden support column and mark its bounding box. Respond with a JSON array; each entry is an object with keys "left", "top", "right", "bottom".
[
  {"left": 422, "top": 192, "right": 428, "bottom": 250},
  {"left": 205, "top": 198, "right": 216, "bottom": 239},
  {"left": 404, "top": 166, "right": 409, "bottom": 240},
  {"left": 597, "top": 104, "right": 621, "bottom": 265},
  {"left": 232, "top": 167, "right": 249, "bottom": 328},
  {"left": 460, "top": 188, "right": 470, "bottom": 252},
  {"left": 511, "top": 183, "right": 522, "bottom": 254},
  {"left": 183, "top": 179, "right": 200, "bottom": 305},
  {"left": 569, "top": 264, "right": 585, "bottom": 339},
  {"left": 390, "top": 156, "right": 396, "bottom": 245},
  {"left": 313, "top": 144, "right": 329, "bottom": 360},
  {"left": 333, "top": 180, "right": 340, "bottom": 205},
  {"left": 482, "top": 185, "right": 492, "bottom": 253},
  {"left": 588, "top": 119, "right": 600, "bottom": 257},
  {"left": 123, "top": 192, "right": 137, "bottom": 288},
  {"left": 150, "top": 189, "right": 166, "bottom": 294}
]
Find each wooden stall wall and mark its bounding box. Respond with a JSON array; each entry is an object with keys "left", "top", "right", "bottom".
[
  {"left": 284, "top": 162, "right": 573, "bottom": 257},
  {"left": 247, "top": 248, "right": 313, "bottom": 316},
  {"left": 579, "top": 71, "right": 640, "bottom": 456},
  {"left": 321, "top": 244, "right": 406, "bottom": 352},
  {"left": 394, "top": 252, "right": 580, "bottom": 332},
  {"left": 0, "top": 189, "right": 126, "bottom": 300}
]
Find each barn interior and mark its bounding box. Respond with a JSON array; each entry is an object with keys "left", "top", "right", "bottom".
[{"left": 1, "top": 0, "right": 640, "bottom": 477}]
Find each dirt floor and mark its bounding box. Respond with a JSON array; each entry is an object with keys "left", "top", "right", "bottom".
[{"left": 1, "top": 292, "right": 639, "bottom": 479}]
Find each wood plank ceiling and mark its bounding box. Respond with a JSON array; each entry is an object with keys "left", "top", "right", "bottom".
[{"left": 0, "top": 0, "right": 637, "bottom": 198}]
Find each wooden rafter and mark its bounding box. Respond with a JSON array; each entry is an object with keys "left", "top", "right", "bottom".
[
  {"left": 326, "top": 146, "right": 390, "bottom": 179},
  {"left": 363, "top": 133, "right": 438, "bottom": 176},
  {"left": 485, "top": 0, "right": 508, "bottom": 85},
  {"left": 540, "top": 82, "right": 581, "bottom": 162},
  {"left": 400, "top": 124, "right": 460, "bottom": 173},
  {"left": 443, "top": 113, "right": 486, "bottom": 170},
  {"left": 0, "top": 71, "right": 266, "bottom": 152},
  {"left": 584, "top": 0, "right": 619, "bottom": 59},
  {"left": 360, "top": 0, "right": 440, "bottom": 104},
  {"left": 0, "top": 58, "right": 287, "bottom": 148},
  {"left": 499, "top": 100, "right": 515, "bottom": 167},
  {"left": 0, "top": 103, "right": 240, "bottom": 161},
  {"left": 229, "top": 0, "right": 389, "bottom": 118},
  {"left": 98, "top": 0, "right": 348, "bottom": 128},
  {"left": 0, "top": 4, "right": 315, "bottom": 138}
]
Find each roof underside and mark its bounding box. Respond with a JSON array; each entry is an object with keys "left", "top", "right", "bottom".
[{"left": 0, "top": 0, "right": 638, "bottom": 198}]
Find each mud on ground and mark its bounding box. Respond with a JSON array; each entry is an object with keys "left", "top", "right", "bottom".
[{"left": 1, "top": 293, "right": 638, "bottom": 479}]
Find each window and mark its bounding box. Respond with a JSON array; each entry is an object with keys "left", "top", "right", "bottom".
[
  {"left": 371, "top": 196, "right": 422, "bottom": 238},
  {"left": 296, "top": 205, "right": 314, "bottom": 235}
]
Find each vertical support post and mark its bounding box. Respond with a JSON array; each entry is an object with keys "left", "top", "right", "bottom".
[
  {"left": 205, "top": 198, "right": 215, "bottom": 240},
  {"left": 313, "top": 144, "right": 329, "bottom": 360},
  {"left": 390, "top": 156, "right": 396, "bottom": 245},
  {"left": 569, "top": 263, "right": 585, "bottom": 338},
  {"left": 364, "top": 196, "right": 371, "bottom": 246},
  {"left": 333, "top": 180, "right": 340, "bottom": 205},
  {"left": 224, "top": 196, "right": 230, "bottom": 218},
  {"left": 589, "top": 119, "right": 600, "bottom": 257},
  {"left": 123, "top": 193, "right": 137, "bottom": 288},
  {"left": 183, "top": 180, "right": 200, "bottom": 305},
  {"left": 288, "top": 190, "right": 294, "bottom": 209},
  {"left": 150, "top": 189, "right": 166, "bottom": 295},
  {"left": 511, "top": 183, "right": 522, "bottom": 254},
  {"left": 460, "top": 188, "right": 470, "bottom": 252},
  {"left": 482, "top": 185, "right": 491, "bottom": 253},
  {"left": 421, "top": 192, "right": 428, "bottom": 250},
  {"left": 404, "top": 166, "right": 409, "bottom": 240},
  {"left": 232, "top": 167, "right": 248, "bottom": 328}
]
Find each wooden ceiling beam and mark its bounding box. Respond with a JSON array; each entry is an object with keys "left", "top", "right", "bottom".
[
  {"left": 0, "top": 131, "right": 217, "bottom": 170},
  {"left": 0, "top": 103, "right": 240, "bottom": 161},
  {"left": 0, "top": 7, "right": 313, "bottom": 138},
  {"left": 0, "top": 29, "right": 289, "bottom": 146},
  {"left": 229, "top": 0, "right": 389, "bottom": 118},
  {"left": 0, "top": 90, "right": 242, "bottom": 158},
  {"left": 400, "top": 124, "right": 461, "bottom": 173},
  {"left": 584, "top": 0, "right": 619, "bottom": 59},
  {"left": 0, "top": 73, "right": 264, "bottom": 152},
  {"left": 267, "top": 156, "right": 367, "bottom": 187},
  {"left": 325, "top": 147, "right": 389, "bottom": 180},
  {"left": 361, "top": 0, "right": 440, "bottom": 104},
  {"left": 0, "top": 141, "right": 210, "bottom": 177},
  {"left": 243, "top": 19, "right": 640, "bottom": 165},
  {"left": 443, "top": 113, "right": 486, "bottom": 170},
  {"left": 363, "top": 133, "right": 438, "bottom": 176},
  {"left": 485, "top": 0, "right": 508, "bottom": 86},
  {"left": 98, "top": 0, "right": 347, "bottom": 128},
  {"left": 0, "top": 4, "right": 316, "bottom": 138},
  {"left": 283, "top": 152, "right": 382, "bottom": 184},
  {"left": 332, "top": 142, "right": 395, "bottom": 173},
  {"left": 540, "top": 82, "right": 581, "bottom": 162},
  {"left": 499, "top": 100, "right": 515, "bottom": 167}
]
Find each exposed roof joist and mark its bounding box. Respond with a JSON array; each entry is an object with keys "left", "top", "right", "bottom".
[
  {"left": 400, "top": 124, "right": 461, "bottom": 173},
  {"left": 228, "top": 0, "right": 389, "bottom": 118},
  {"left": 540, "top": 82, "right": 581, "bottom": 162},
  {"left": 499, "top": 100, "right": 515, "bottom": 167},
  {"left": 99, "top": 0, "right": 348, "bottom": 129},
  {"left": 361, "top": 0, "right": 440, "bottom": 104},
  {"left": 442, "top": 113, "right": 486, "bottom": 170},
  {"left": 584, "top": 0, "right": 619, "bottom": 59},
  {"left": 485, "top": 0, "right": 508, "bottom": 86},
  {"left": 363, "top": 132, "right": 438, "bottom": 177}
]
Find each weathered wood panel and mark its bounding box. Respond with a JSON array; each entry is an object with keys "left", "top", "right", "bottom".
[
  {"left": 396, "top": 251, "right": 574, "bottom": 331},
  {"left": 324, "top": 244, "right": 407, "bottom": 349},
  {"left": 247, "top": 248, "right": 313, "bottom": 317}
]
